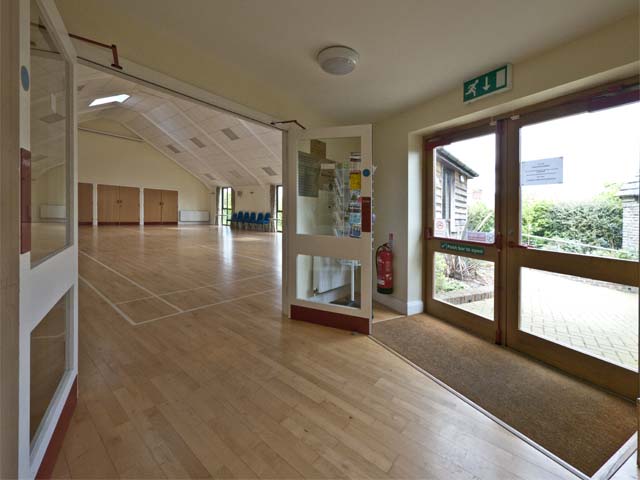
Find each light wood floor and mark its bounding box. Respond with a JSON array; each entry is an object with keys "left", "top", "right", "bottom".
[{"left": 51, "top": 225, "right": 585, "bottom": 479}]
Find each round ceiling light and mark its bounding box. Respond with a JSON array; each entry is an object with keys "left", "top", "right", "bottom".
[{"left": 317, "top": 46, "right": 359, "bottom": 75}]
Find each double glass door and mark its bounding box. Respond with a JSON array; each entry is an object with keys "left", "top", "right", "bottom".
[
  {"left": 425, "top": 125, "right": 500, "bottom": 342},
  {"left": 426, "top": 89, "right": 639, "bottom": 398}
]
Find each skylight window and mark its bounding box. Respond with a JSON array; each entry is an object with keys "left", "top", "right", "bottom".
[{"left": 89, "top": 94, "right": 130, "bottom": 107}]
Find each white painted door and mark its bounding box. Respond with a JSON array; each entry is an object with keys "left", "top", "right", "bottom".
[
  {"left": 18, "top": 1, "right": 78, "bottom": 477},
  {"left": 285, "top": 125, "right": 373, "bottom": 333}
]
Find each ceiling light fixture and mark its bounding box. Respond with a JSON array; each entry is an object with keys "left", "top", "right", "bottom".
[
  {"left": 317, "top": 46, "right": 359, "bottom": 75},
  {"left": 89, "top": 94, "right": 130, "bottom": 107}
]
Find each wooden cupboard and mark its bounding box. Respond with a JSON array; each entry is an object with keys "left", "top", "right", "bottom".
[
  {"left": 97, "top": 184, "right": 140, "bottom": 225},
  {"left": 161, "top": 190, "right": 178, "bottom": 224},
  {"left": 143, "top": 188, "right": 163, "bottom": 223},
  {"left": 143, "top": 189, "right": 178, "bottom": 224},
  {"left": 118, "top": 187, "right": 140, "bottom": 223},
  {"left": 78, "top": 183, "right": 93, "bottom": 225}
]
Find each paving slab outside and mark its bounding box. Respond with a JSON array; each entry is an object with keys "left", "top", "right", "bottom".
[{"left": 455, "top": 268, "right": 638, "bottom": 370}]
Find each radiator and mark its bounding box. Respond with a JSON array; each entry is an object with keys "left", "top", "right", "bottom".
[
  {"left": 313, "top": 256, "right": 350, "bottom": 294},
  {"left": 39, "top": 204, "right": 66, "bottom": 220},
  {"left": 179, "top": 210, "right": 210, "bottom": 222}
]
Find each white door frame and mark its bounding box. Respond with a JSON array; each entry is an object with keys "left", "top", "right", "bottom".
[
  {"left": 285, "top": 124, "right": 373, "bottom": 330},
  {"left": 17, "top": 1, "right": 78, "bottom": 477}
]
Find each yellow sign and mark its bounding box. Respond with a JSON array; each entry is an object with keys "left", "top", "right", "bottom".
[{"left": 349, "top": 172, "right": 361, "bottom": 190}]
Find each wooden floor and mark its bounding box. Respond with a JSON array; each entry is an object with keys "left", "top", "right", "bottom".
[{"left": 51, "top": 225, "right": 587, "bottom": 479}]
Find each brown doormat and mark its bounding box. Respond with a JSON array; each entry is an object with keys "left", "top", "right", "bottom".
[{"left": 372, "top": 314, "right": 636, "bottom": 477}]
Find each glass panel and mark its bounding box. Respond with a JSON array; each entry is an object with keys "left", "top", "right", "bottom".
[
  {"left": 520, "top": 101, "right": 640, "bottom": 260},
  {"left": 433, "top": 252, "right": 494, "bottom": 320},
  {"left": 433, "top": 134, "right": 496, "bottom": 243},
  {"left": 520, "top": 268, "right": 638, "bottom": 371},
  {"left": 219, "top": 187, "right": 232, "bottom": 226},
  {"left": 30, "top": 291, "right": 69, "bottom": 442},
  {"left": 30, "top": 5, "right": 70, "bottom": 265},
  {"left": 296, "top": 137, "right": 362, "bottom": 237},
  {"left": 297, "top": 254, "right": 360, "bottom": 308}
]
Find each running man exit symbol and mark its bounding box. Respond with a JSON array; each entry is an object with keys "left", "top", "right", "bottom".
[{"left": 463, "top": 64, "right": 512, "bottom": 103}]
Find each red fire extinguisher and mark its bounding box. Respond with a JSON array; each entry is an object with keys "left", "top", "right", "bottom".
[{"left": 376, "top": 235, "right": 393, "bottom": 294}]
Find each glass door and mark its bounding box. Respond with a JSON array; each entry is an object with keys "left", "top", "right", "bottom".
[
  {"left": 20, "top": 2, "right": 79, "bottom": 477},
  {"left": 506, "top": 97, "right": 639, "bottom": 398},
  {"left": 285, "top": 125, "right": 373, "bottom": 333},
  {"left": 424, "top": 125, "right": 502, "bottom": 342}
]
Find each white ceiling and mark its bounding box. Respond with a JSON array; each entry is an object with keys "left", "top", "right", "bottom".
[
  {"left": 29, "top": 52, "right": 282, "bottom": 188},
  {"left": 56, "top": 0, "right": 638, "bottom": 124},
  {"left": 75, "top": 64, "right": 282, "bottom": 189}
]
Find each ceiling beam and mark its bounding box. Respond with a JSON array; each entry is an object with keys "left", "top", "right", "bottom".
[
  {"left": 240, "top": 119, "right": 281, "bottom": 163},
  {"left": 169, "top": 100, "right": 265, "bottom": 186},
  {"left": 138, "top": 111, "right": 234, "bottom": 187}
]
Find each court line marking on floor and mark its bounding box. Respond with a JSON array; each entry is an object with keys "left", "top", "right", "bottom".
[
  {"left": 31, "top": 332, "right": 66, "bottom": 340},
  {"left": 195, "top": 244, "right": 278, "bottom": 265},
  {"left": 115, "top": 272, "right": 278, "bottom": 303},
  {"left": 80, "top": 250, "right": 183, "bottom": 313},
  {"left": 133, "top": 288, "right": 278, "bottom": 326},
  {"left": 159, "top": 272, "right": 278, "bottom": 297},
  {"left": 115, "top": 295, "right": 156, "bottom": 306},
  {"left": 79, "top": 275, "right": 137, "bottom": 326}
]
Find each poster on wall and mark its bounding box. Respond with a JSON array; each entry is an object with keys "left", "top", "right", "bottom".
[{"left": 521, "top": 157, "right": 563, "bottom": 186}]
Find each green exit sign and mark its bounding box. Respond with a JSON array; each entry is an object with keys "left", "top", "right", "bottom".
[
  {"left": 440, "top": 242, "right": 485, "bottom": 256},
  {"left": 463, "top": 64, "right": 512, "bottom": 103}
]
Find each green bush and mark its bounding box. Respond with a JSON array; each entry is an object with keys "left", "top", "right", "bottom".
[
  {"left": 462, "top": 185, "right": 625, "bottom": 257},
  {"left": 434, "top": 254, "right": 467, "bottom": 293},
  {"left": 522, "top": 185, "right": 623, "bottom": 253},
  {"left": 467, "top": 203, "right": 494, "bottom": 233}
]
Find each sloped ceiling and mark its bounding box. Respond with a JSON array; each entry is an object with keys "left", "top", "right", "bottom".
[{"left": 76, "top": 64, "right": 282, "bottom": 189}]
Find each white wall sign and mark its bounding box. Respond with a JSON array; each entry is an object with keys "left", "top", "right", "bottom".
[
  {"left": 434, "top": 218, "right": 447, "bottom": 236},
  {"left": 521, "top": 157, "right": 563, "bottom": 186}
]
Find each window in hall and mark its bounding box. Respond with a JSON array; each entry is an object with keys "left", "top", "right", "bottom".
[
  {"left": 219, "top": 187, "right": 233, "bottom": 226},
  {"left": 275, "top": 185, "right": 284, "bottom": 232}
]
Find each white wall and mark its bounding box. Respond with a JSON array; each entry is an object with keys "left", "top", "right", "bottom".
[
  {"left": 234, "top": 184, "right": 271, "bottom": 213},
  {"left": 372, "top": 15, "right": 640, "bottom": 313},
  {"left": 77, "top": 121, "right": 213, "bottom": 217},
  {"left": 31, "top": 164, "right": 66, "bottom": 222}
]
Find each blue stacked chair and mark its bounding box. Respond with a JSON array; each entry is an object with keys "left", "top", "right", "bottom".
[
  {"left": 261, "top": 212, "right": 271, "bottom": 231},
  {"left": 230, "top": 212, "right": 238, "bottom": 228},
  {"left": 248, "top": 212, "right": 257, "bottom": 230},
  {"left": 242, "top": 212, "right": 250, "bottom": 229},
  {"left": 255, "top": 213, "right": 264, "bottom": 231}
]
